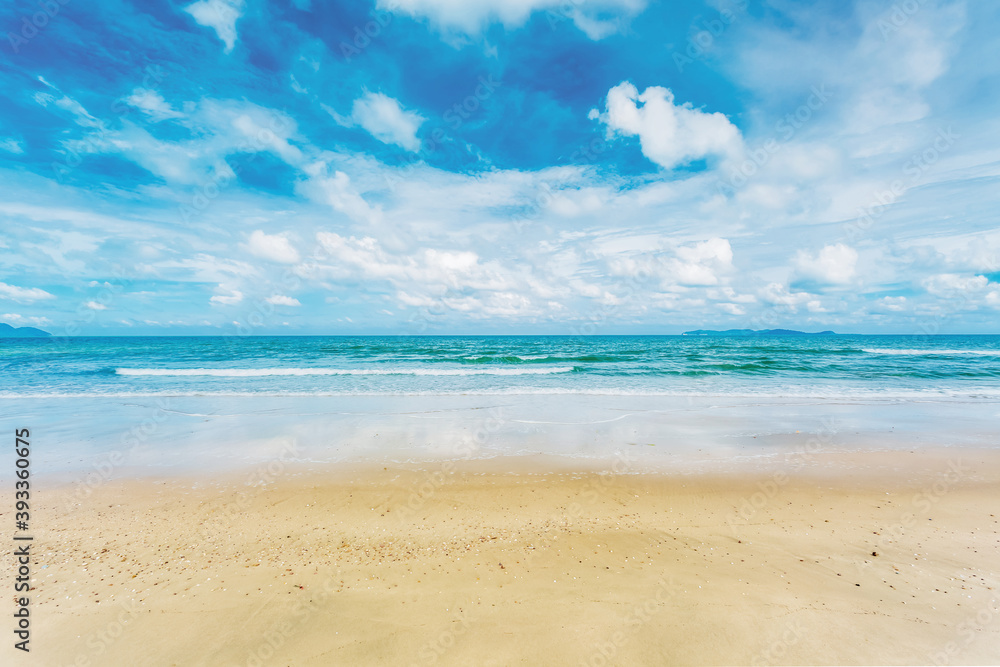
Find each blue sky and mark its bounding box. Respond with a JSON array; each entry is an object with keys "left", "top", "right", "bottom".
[{"left": 1, "top": 0, "right": 999, "bottom": 335}]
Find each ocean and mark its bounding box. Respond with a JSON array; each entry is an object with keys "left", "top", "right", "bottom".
[
  {"left": 4, "top": 334, "right": 1000, "bottom": 399},
  {"left": 3, "top": 335, "right": 999, "bottom": 476}
]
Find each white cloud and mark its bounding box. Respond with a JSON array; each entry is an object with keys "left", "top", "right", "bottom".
[
  {"left": 210, "top": 289, "right": 244, "bottom": 306},
  {"left": 33, "top": 77, "right": 102, "bottom": 129},
  {"left": 17, "top": 229, "right": 102, "bottom": 275},
  {"left": 720, "top": 1, "right": 965, "bottom": 139},
  {"left": 707, "top": 286, "right": 757, "bottom": 304},
  {"left": 923, "top": 273, "right": 990, "bottom": 296},
  {"left": 316, "top": 232, "right": 488, "bottom": 287},
  {"left": 0, "top": 282, "right": 56, "bottom": 303},
  {"left": 228, "top": 108, "right": 304, "bottom": 165},
  {"left": 0, "top": 138, "right": 24, "bottom": 154},
  {"left": 794, "top": 243, "right": 858, "bottom": 285},
  {"left": 85, "top": 301, "right": 107, "bottom": 310},
  {"left": 2, "top": 314, "right": 51, "bottom": 327},
  {"left": 604, "top": 237, "right": 735, "bottom": 288},
  {"left": 344, "top": 92, "right": 425, "bottom": 152},
  {"left": 124, "top": 88, "right": 183, "bottom": 122},
  {"left": 875, "top": 296, "right": 907, "bottom": 312},
  {"left": 183, "top": 0, "right": 245, "bottom": 53},
  {"left": 593, "top": 82, "right": 743, "bottom": 170},
  {"left": 246, "top": 230, "right": 300, "bottom": 264},
  {"left": 300, "top": 163, "right": 383, "bottom": 224},
  {"left": 290, "top": 75, "right": 308, "bottom": 95},
  {"left": 760, "top": 283, "right": 814, "bottom": 310},
  {"left": 312, "top": 232, "right": 549, "bottom": 319},
  {"left": 545, "top": 186, "right": 613, "bottom": 218},
  {"left": 672, "top": 238, "right": 734, "bottom": 286},
  {"left": 52, "top": 92, "right": 302, "bottom": 186},
  {"left": 845, "top": 2, "right": 964, "bottom": 134},
  {"left": 376, "top": 0, "right": 646, "bottom": 39},
  {"left": 718, "top": 302, "right": 745, "bottom": 315},
  {"left": 160, "top": 255, "right": 257, "bottom": 284},
  {"left": 266, "top": 295, "right": 302, "bottom": 307}
]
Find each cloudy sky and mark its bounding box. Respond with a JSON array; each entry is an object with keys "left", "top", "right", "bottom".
[{"left": 1, "top": 0, "right": 999, "bottom": 335}]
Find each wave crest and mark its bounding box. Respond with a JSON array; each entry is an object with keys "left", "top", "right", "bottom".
[{"left": 115, "top": 366, "right": 577, "bottom": 377}]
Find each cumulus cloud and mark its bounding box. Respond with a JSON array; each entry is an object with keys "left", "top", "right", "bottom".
[
  {"left": 266, "top": 295, "right": 301, "bottom": 307},
  {"left": 922, "top": 273, "right": 990, "bottom": 296},
  {"left": 339, "top": 92, "right": 425, "bottom": 152},
  {"left": 376, "top": 0, "right": 646, "bottom": 39},
  {"left": 316, "top": 232, "right": 495, "bottom": 289},
  {"left": 311, "top": 232, "right": 553, "bottom": 319},
  {"left": 183, "top": 0, "right": 245, "bottom": 53},
  {"left": 760, "top": 283, "right": 814, "bottom": 310},
  {"left": 793, "top": 243, "right": 858, "bottom": 285},
  {"left": 592, "top": 82, "right": 743, "bottom": 170},
  {"left": 85, "top": 301, "right": 107, "bottom": 310},
  {"left": 210, "top": 289, "right": 243, "bottom": 306},
  {"left": 596, "top": 237, "right": 740, "bottom": 294},
  {"left": 707, "top": 286, "right": 757, "bottom": 304},
  {"left": 246, "top": 230, "right": 300, "bottom": 264},
  {"left": 671, "top": 238, "right": 734, "bottom": 286},
  {"left": 604, "top": 237, "right": 735, "bottom": 288},
  {"left": 875, "top": 296, "right": 907, "bottom": 312},
  {"left": 0, "top": 282, "right": 55, "bottom": 303},
  {"left": 718, "top": 302, "right": 745, "bottom": 315}
]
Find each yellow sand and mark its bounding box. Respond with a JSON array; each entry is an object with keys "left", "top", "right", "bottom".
[{"left": 7, "top": 449, "right": 1000, "bottom": 666}]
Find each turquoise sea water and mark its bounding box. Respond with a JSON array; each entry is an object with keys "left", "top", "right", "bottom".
[
  {"left": 3, "top": 335, "right": 999, "bottom": 474},
  {"left": 3, "top": 334, "right": 1000, "bottom": 399}
]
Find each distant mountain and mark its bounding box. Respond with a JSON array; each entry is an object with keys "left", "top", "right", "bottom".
[
  {"left": 682, "top": 328, "right": 836, "bottom": 336},
  {"left": 0, "top": 323, "right": 52, "bottom": 337}
]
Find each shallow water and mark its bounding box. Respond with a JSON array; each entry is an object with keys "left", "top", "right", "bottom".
[{"left": 3, "top": 335, "right": 999, "bottom": 477}]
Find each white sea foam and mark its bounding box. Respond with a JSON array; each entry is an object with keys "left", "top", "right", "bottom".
[
  {"left": 6, "top": 387, "right": 1000, "bottom": 400},
  {"left": 863, "top": 348, "right": 1000, "bottom": 356},
  {"left": 462, "top": 355, "right": 550, "bottom": 360},
  {"left": 115, "top": 366, "right": 575, "bottom": 377}
]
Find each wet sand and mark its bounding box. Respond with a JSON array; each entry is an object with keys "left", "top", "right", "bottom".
[{"left": 7, "top": 449, "right": 1000, "bottom": 666}]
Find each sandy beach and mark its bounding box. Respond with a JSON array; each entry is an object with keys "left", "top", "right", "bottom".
[
  {"left": 5, "top": 0, "right": 1000, "bottom": 662},
  {"left": 7, "top": 448, "right": 999, "bottom": 666}
]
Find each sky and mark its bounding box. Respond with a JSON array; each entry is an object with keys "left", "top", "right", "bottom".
[{"left": 1, "top": 0, "right": 999, "bottom": 335}]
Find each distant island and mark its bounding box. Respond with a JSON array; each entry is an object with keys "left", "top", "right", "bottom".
[
  {"left": 0, "top": 323, "right": 52, "bottom": 337},
  {"left": 682, "top": 329, "right": 836, "bottom": 336}
]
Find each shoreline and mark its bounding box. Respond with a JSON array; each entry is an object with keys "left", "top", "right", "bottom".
[
  {"left": 9, "top": 448, "right": 1000, "bottom": 665},
  {"left": 5, "top": 392, "right": 1000, "bottom": 481}
]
